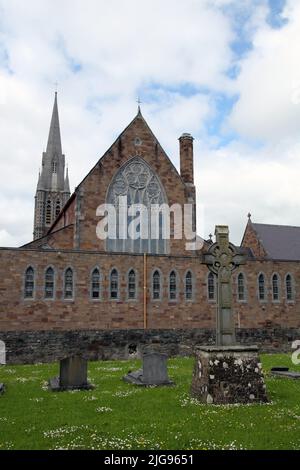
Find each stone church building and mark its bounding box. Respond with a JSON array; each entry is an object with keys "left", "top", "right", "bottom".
[{"left": 0, "top": 94, "right": 300, "bottom": 363}]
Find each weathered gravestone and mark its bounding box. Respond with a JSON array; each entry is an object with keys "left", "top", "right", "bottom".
[
  {"left": 123, "top": 352, "right": 174, "bottom": 386},
  {"left": 191, "top": 225, "right": 268, "bottom": 404},
  {"left": 0, "top": 340, "right": 5, "bottom": 395},
  {"left": 49, "top": 355, "right": 94, "bottom": 391},
  {"left": 0, "top": 340, "right": 5, "bottom": 365}
]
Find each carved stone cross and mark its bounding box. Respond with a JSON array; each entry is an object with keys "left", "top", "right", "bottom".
[{"left": 203, "top": 225, "right": 246, "bottom": 346}]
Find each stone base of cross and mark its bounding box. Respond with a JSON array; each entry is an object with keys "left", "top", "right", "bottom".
[{"left": 191, "top": 345, "right": 268, "bottom": 404}]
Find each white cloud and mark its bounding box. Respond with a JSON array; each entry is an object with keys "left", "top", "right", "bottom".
[
  {"left": 0, "top": 0, "right": 236, "bottom": 246},
  {"left": 0, "top": 0, "right": 299, "bottom": 250},
  {"left": 227, "top": 0, "right": 300, "bottom": 141},
  {"left": 195, "top": 138, "right": 300, "bottom": 244}
]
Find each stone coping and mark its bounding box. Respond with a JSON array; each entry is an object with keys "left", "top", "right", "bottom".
[{"left": 195, "top": 345, "right": 259, "bottom": 353}]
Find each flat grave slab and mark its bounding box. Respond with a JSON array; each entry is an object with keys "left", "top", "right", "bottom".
[{"left": 271, "top": 368, "right": 300, "bottom": 379}]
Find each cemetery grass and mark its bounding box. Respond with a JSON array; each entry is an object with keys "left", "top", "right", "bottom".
[{"left": 0, "top": 354, "right": 300, "bottom": 450}]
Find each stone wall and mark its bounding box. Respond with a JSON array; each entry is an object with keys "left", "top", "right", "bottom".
[
  {"left": 1, "top": 247, "right": 300, "bottom": 332},
  {"left": 0, "top": 327, "right": 299, "bottom": 364}
]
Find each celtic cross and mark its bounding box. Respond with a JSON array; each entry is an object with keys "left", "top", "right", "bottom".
[{"left": 203, "top": 226, "right": 246, "bottom": 346}]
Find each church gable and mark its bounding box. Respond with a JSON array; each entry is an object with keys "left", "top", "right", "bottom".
[
  {"left": 49, "top": 110, "right": 195, "bottom": 254},
  {"left": 241, "top": 217, "right": 267, "bottom": 259}
]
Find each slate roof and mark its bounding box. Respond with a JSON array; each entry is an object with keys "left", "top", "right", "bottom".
[{"left": 252, "top": 223, "right": 300, "bottom": 261}]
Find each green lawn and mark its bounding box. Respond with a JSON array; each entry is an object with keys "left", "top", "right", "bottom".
[{"left": 0, "top": 354, "right": 300, "bottom": 450}]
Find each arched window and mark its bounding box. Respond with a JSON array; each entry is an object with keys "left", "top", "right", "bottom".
[
  {"left": 152, "top": 270, "right": 161, "bottom": 300},
  {"left": 272, "top": 274, "right": 280, "bottom": 301},
  {"left": 106, "top": 157, "right": 167, "bottom": 254},
  {"left": 286, "top": 274, "right": 294, "bottom": 301},
  {"left": 24, "top": 267, "right": 34, "bottom": 299},
  {"left": 52, "top": 161, "right": 57, "bottom": 173},
  {"left": 64, "top": 268, "right": 74, "bottom": 299},
  {"left": 128, "top": 269, "right": 136, "bottom": 300},
  {"left": 45, "top": 267, "right": 54, "bottom": 299},
  {"left": 237, "top": 273, "right": 246, "bottom": 301},
  {"left": 46, "top": 199, "right": 52, "bottom": 225},
  {"left": 91, "top": 268, "right": 100, "bottom": 299},
  {"left": 208, "top": 272, "right": 215, "bottom": 300},
  {"left": 185, "top": 271, "right": 193, "bottom": 301},
  {"left": 110, "top": 269, "right": 119, "bottom": 300},
  {"left": 55, "top": 200, "right": 61, "bottom": 217},
  {"left": 258, "top": 273, "right": 265, "bottom": 301},
  {"left": 169, "top": 270, "right": 177, "bottom": 300}
]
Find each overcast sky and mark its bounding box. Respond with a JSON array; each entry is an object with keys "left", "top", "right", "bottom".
[{"left": 0, "top": 0, "right": 299, "bottom": 246}]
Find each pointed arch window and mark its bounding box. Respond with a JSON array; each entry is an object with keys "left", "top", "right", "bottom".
[
  {"left": 169, "top": 270, "right": 177, "bottom": 300},
  {"left": 55, "top": 200, "right": 61, "bottom": 217},
  {"left": 91, "top": 268, "right": 100, "bottom": 299},
  {"left": 128, "top": 269, "right": 136, "bottom": 300},
  {"left": 237, "top": 273, "right": 246, "bottom": 301},
  {"left": 110, "top": 269, "right": 119, "bottom": 300},
  {"left": 24, "top": 267, "right": 34, "bottom": 299},
  {"left": 208, "top": 272, "right": 215, "bottom": 301},
  {"left": 45, "top": 267, "right": 55, "bottom": 299},
  {"left": 185, "top": 271, "right": 193, "bottom": 301},
  {"left": 152, "top": 270, "right": 161, "bottom": 300},
  {"left": 46, "top": 199, "right": 52, "bottom": 225},
  {"left": 64, "top": 268, "right": 74, "bottom": 299},
  {"left": 52, "top": 161, "right": 57, "bottom": 173},
  {"left": 286, "top": 274, "right": 294, "bottom": 301},
  {"left": 272, "top": 274, "right": 280, "bottom": 301},
  {"left": 258, "top": 273, "right": 266, "bottom": 301},
  {"left": 106, "top": 157, "right": 168, "bottom": 254}
]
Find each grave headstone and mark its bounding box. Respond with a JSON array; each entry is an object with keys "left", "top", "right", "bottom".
[
  {"left": 0, "top": 383, "right": 4, "bottom": 395},
  {"left": 49, "top": 355, "right": 94, "bottom": 391},
  {"left": 123, "top": 352, "right": 174, "bottom": 386},
  {"left": 0, "top": 340, "right": 5, "bottom": 365}
]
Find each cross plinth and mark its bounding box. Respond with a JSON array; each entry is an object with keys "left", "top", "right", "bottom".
[{"left": 203, "top": 225, "right": 246, "bottom": 346}]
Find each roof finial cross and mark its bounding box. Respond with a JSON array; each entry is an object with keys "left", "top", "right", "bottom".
[
  {"left": 137, "top": 96, "right": 142, "bottom": 113},
  {"left": 54, "top": 81, "right": 58, "bottom": 94}
]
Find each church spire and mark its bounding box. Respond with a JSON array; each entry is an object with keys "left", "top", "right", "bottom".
[
  {"left": 33, "top": 92, "right": 71, "bottom": 240},
  {"left": 64, "top": 166, "right": 70, "bottom": 193},
  {"left": 46, "top": 92, "right": 62, "bottom": 156},
  {"left": 37, "top": 168, "right": 42, "bottom": 190},
  {"left": 39, "top": 92, "right": 65, "bottom": 191}
]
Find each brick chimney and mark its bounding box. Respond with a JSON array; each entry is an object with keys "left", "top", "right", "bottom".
[
  {"left": 179, "top": 133, "right": 196, "bottom": 236},
  {"left": 179, "top": 133, "right": 194, "bottom": 184}
]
